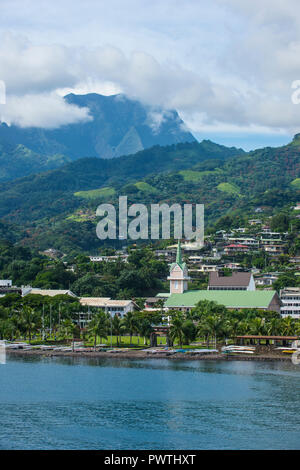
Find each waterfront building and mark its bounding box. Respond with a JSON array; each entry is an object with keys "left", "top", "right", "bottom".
[
  {"left": 280, "top": 287, "right": 300, "bottom": 318},
  {"left": 78, "top": 297, "right": 137, "bottom": 327}
]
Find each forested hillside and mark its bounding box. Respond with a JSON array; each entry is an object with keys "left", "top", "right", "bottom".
[{"left": 0, "top": 136, "right": 299, "bottom": 253}]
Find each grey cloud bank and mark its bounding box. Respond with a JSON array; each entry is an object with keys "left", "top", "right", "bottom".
[{"left": 0, "top": 0, "right": 299, "bottom": 137}]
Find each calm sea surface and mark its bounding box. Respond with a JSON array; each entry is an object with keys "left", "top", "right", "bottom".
[{"left": 0, "top": 356, "right": 299, "bottom": 450}]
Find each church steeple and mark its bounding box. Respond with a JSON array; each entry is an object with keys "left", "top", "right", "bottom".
[
  {"left": 176, "top": 239, "right": 182, "bottom": 266},
  {"left": 167, "top": 240, "right": 189, "bottom": 294}
]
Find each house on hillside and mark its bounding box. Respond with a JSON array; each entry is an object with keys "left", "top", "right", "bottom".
[
  {"left": 0, "top": 280, "right": 21, "bottom": 297},
  {"left": 224, "top": 244, "right": 249, "bottom": 255}
]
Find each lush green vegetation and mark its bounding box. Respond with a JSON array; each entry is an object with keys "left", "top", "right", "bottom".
[
  {"left": 0, "top": 141, "right": 71, "bottom": 182},
  {"left": 0, "top": 242, "right": 169, "bottom": 298},
  {"left": 0, "top": 134, "right": 299, "bottom": 253},
  {"left": 1, "top": 298, "right": 299, "bottom": 349},
  {"left": 74, "top": 187, "right": 116, "bottom": 200}
]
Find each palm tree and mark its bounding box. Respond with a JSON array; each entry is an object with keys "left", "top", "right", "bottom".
[
  {"left": 192, "top": 300, "right": 226, "bottom": 320},
  {"left": 249, "top": 317, "right": 266, "bottom": 336},
  {"left": 112, "top": 314, "right": 122, "bottom": 346},
  {"left": 9, "top": 313, "right": 22, "bottom": 341},
  {"left": 87, "top": 310, "right": 108, "bottom": 351},
  {"left": 203, "top": 315, "right": 224, "bottom": 348},
  {"left": 61, "top": 318, "right": 78, "bottom": 351},
  {"left": 280, "top": 316, "right": 296, "bottom": 336},
  {"left": 136, "top": 317, "right": 153, "bottom": 345},
  {"left": 169, "top": 313, "right": 185, "bottom": 348},
  {"left": 122, "top": 311, "right": 137, "bottom": 345},
  {"left": 0, "top": 319, "right": 14, "bottom": 340},
  {"left": 21, "top": 305, "right": 38, "bottom": 342},
  {"left": 266, "top": 317, "right": 282, "bottom": 336}
]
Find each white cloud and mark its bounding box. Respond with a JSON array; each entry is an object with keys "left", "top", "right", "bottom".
[
  {"left": 0, "top": 92, "right": 91, "bottom": 128},
  {"left": 0, "top": 1, "right": 300, "bottom": 134}
]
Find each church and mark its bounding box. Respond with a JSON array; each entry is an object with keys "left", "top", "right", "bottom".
[{"left": 164, "top": 241, "right": 281, "bottom": 314}]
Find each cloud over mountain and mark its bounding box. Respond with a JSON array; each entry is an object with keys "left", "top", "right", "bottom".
[{"left": 0, "top": 1, "right": 300, "bottom": 137}]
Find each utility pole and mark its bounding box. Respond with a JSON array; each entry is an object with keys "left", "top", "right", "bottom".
[
  {"left": 50, "top": 304, "right": 52, "bottom": 338},
  {"left": 110, "top": 313, "right": 113, "bottom": 348}
]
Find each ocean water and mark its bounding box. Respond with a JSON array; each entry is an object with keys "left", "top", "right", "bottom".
[{"left": 0, "top": 356, "right": 299, "bottom": 450}]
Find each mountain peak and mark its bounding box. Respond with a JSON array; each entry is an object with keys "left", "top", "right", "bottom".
[{"left": 0, "top": 92, "right": 195, "bottom": 161}]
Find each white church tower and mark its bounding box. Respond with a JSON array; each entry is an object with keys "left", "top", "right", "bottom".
[{"left": 167, "top": 240, "right": 190, "bottom": 294}]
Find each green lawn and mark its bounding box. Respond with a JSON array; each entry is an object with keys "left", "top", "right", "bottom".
[
  {"left": 179, "top": 169, "right": 221, "bottom": 182},
  {"left": 134, "top": 181, "right": 158, "bottom": 194},
  {"left": 16, "top": 335, "right": 218, "bottom": 349},
  {"left": 84, "top": 335, "right": 167, "bottom": 348},
  {"left": 217, "top": 182, "right": 241, "bottom": 197},
  {"left": 291, "top": 178, "right": 300, "bottom": 190},
  {"left": 74, "top": 186, "right": 116, "bottom": 200}
]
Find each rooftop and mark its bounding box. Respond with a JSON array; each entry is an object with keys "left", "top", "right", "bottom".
[
  {"left": 209, "top": 271, "right": 252, "bottom": 287},
  {"left": 79, "top": 297, "right": 132, "bottom": 307},
  {"left": 165, "top": 290, "right": 278, "bottom": 309},
  {"left": 26, "top": 288, "right": 76, "bottom": 297}
]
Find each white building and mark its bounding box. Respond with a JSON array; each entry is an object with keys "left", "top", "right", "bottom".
[
  {"left": 22, "top": 287, "right": 77, "bottom": 297},
  {"left": 0, "top": 280, "right": 12, "bottom": 287},
  {"left": 255, "top": 273, "right": 279, "bottom": 287},
  {"left": 79, "top": 297, "right": 136, "bottom": 323},
  {"left": 280, "top": 288, "right": 300, "bottom": 318},
  {"left": 89, "top": 255, "right": 128, "bottom": 263}
]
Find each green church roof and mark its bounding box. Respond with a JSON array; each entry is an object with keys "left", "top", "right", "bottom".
[{"left": 165, "top": 290, "right": 278, "bottom": 309}]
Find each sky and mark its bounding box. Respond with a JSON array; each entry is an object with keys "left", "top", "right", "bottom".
[{"left": 0, "top": 0, "right": 300, "bottom": 150}]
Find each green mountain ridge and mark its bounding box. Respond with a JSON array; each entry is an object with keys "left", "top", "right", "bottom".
[{"left": 0, "top": 136, "right": 299, "bottom": 252}]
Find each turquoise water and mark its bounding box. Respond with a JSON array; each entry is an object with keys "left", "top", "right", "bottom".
[{"left": 0, "top": 356, "right": 299, "bottom": 450}]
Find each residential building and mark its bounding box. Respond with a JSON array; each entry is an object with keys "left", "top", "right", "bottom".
[
  {"left": 280, "top": 287, "right": 300, "bottom": 318},
  {"left": 0, "top": 280, "right": 21, "bottom": 297},
  {"left": 293, "top": 203, "right": 300, "bottom": 211},
  {"left": 226, "top": 237, "right": 259, "bottom": 247},
  {"left": 248, "top": 219, "right": 262, "bottom": 226},
  {"left": 255, "top": 273, "right": 280, "bottom": 287},
  {"left": 194, "top": 264, "right": 220, "bottom": 273},
  {"left": 224, "top": 244, "right": 249, "bottom": 255},
  {"left": 89, "top": 255, "right": 128, "bottom": 263}
]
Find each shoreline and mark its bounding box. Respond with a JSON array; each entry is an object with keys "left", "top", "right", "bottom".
[{"left": 6, "top": 349, "right": 292, "bottom": 362}]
